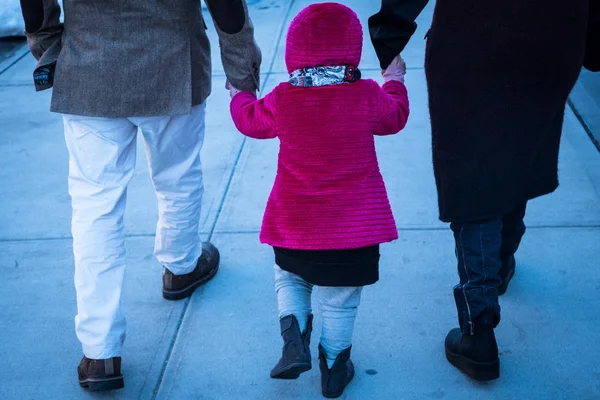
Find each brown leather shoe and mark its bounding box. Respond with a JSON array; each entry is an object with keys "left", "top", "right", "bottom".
[
  {"left": 162, "top": 242, "right": 220, "bottom": 300},
  {"left": 78, "top": 356, "right": 124, "bottom": 392}
]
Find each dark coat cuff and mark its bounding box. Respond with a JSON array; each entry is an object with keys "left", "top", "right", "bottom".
[{"left": 368, "top": 0, "right": 429, "bottom": 69}]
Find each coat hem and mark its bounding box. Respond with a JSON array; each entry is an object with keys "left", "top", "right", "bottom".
[
  {"left": 260, "top": 234, "right": 398, "bottom": 250},
  {"left": 438, "top": 183, "right": 558, "bottom": 223},
  {"left": 49, "top": 90, "right": 210, "bottom": 118}
]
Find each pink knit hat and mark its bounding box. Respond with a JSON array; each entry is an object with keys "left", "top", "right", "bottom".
[{"left": 285, "top": 3, "right": 363, "bottom": 74}]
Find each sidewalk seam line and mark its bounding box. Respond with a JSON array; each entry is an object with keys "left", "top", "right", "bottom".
[
  {"left": 0, "top": 83, "right": 34, "bottom": 87},
  {"left": 2, "top": 224, "right": 600, "bottom": 243},
  {"left": 0, "top": 49, "right": 29, "bottom": 76},
  {"left": 568, "top": 99, "right": 600, "bottom": 153},
  {"left": 149, "top": 1, "right": 296, "bottom": 398}
]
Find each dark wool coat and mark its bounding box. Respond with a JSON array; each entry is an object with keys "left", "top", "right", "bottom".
[
  {"left": 424, "top": 0, "right": 594, "bottom": 222},
  {"left": 585, "top": 0, "right": 600, "bottom": 71}
]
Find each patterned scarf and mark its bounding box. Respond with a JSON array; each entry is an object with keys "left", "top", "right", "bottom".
[{"left": 289, "top": 65, "right": 361, "bottom": 87}]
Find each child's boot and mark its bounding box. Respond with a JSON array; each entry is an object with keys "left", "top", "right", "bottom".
[
  {"left": 318, "top": 344, "right": 355, "bottom": 398},
  {"left": 270, "top": 314, "right": 313, "bottom": 379}
]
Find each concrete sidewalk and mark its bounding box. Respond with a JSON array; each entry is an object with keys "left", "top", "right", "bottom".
[
  {"left": 570, "top": 69, "right": 600, "bottom": 151},
  {"left": 1, "top": 1, "right": 599, "bottom": 399}
]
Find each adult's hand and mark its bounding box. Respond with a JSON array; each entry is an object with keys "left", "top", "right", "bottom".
[
  {"left": 19, "top": 0, "right": 63, "bottom": 91},
  {"left": 226, "top": 80, "right": 243, "bottom": 98},
  {"left": 382, "top": 55, "right": 407, "bottom": 83},
  {"left": 205, "top": 0, "right": 262, "bottom": 93}
]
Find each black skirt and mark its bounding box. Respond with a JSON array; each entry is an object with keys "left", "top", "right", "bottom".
[{"left": 273, "top": 245, "right": 380, "bottom": 287}]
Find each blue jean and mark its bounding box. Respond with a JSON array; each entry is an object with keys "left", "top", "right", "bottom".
[{"left": 450, "top": 204, "right": 526, "bottom": 333}]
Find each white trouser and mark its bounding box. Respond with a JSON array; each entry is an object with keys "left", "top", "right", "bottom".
[
  {"left": 274, "top": 265, "right": 363, "bottom": 368},
  {"left": 63, "top": 103, "right": 206, "bottom": 359}
]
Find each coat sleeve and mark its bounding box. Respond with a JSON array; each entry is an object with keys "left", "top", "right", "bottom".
[
  {"left": 374, "top": 80, "right": 410, "bottom": 136},
  {"left": 584, "top": 0, "right": 600, "bottom": 72},
  {"left": 204, "top": 0, "right": 262, "bottom": 92},
  {"left": 20, "top": 0, "right": 63, "bottom": 91},
  {"left": 368, "top": 0, "right": 429, "bottom": 69},
  {"left": 230, "top": 88, "right": 278, "bottom": 140}
]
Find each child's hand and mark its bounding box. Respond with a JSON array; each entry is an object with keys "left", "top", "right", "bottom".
[
  {"left": 381, "top": 55, "right": 406, "bottom": 83},
  {"left": 225, "top": 80, "right": 242, "bottom": 98}
]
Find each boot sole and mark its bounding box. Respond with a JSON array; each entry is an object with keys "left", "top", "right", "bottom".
[
  {"left": 445, "top": 348, "right": 500, "bottom": 381},
  {"left": 498, "top": 267, "right": 515, "bottom": 296},
  {"left": 162, "top": 254, "right": 220, "bottom": 301},
  {"left": 270, "top": 362, "right": 311, "bottom": 379},
  {"left": 79, "top": 375, "right": 124, "bottom": 391}
]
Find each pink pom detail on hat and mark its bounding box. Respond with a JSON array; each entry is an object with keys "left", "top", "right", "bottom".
[{"left": 285, "top": 2, "right": 363, "bottom": 74}]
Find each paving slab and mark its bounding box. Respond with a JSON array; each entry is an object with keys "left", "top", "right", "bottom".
[
  {"left": 570, "top": 69, "right": 600, "bottom": 150},
  {"left": 527, "top": 108, "right": 600, "bottom": 226},
  {"left": 0, "top": 237, "right": 186, "bottom": 400},
  {"left": 0, "top": 86, "right": 71, "bottom": 239},
  {"left": 156, "top": 230, "right": 600, "bottom": 400},
  {"left": 0, "top": 37, "right": 28, "bottom": 74},
  {"left": 0, "top": 50, "right": 35, "bottom": 85}
]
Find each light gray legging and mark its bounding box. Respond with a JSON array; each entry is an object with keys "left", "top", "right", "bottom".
[{"left": 274, "top": 265, "right": 363, "bottom": 368}]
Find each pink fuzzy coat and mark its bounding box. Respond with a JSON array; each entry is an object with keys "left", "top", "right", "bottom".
[
  {"left": 230, "top": 79, "right": 409, "bottom": 250},
  {"left": 229, "top": 2, "right": 409, "bottom": 250}
]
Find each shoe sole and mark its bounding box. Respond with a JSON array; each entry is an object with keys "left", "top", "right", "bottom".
[
  {"left": 498, "top": 267, "right": 515, "bottom": 296},
  {"left": 270, "top": 362, "right": 312, "bottom": 379},
  {"left": 79, "top": 375, "right": 124, "bottom": 391},
  {"left": 162, "top": 253, "right": 220, "bottom": 301},
  {"left": 445, "top": 348, "right": 500, "bottom": 381}
]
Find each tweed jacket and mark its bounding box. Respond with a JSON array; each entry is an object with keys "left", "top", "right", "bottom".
[{"left": 23, "top": 0, "right": 261, "bottom": 117}]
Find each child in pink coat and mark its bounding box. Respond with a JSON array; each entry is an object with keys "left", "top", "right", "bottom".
[{"left": 228, "top": 3, "right": 409, "bottom": 398}]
